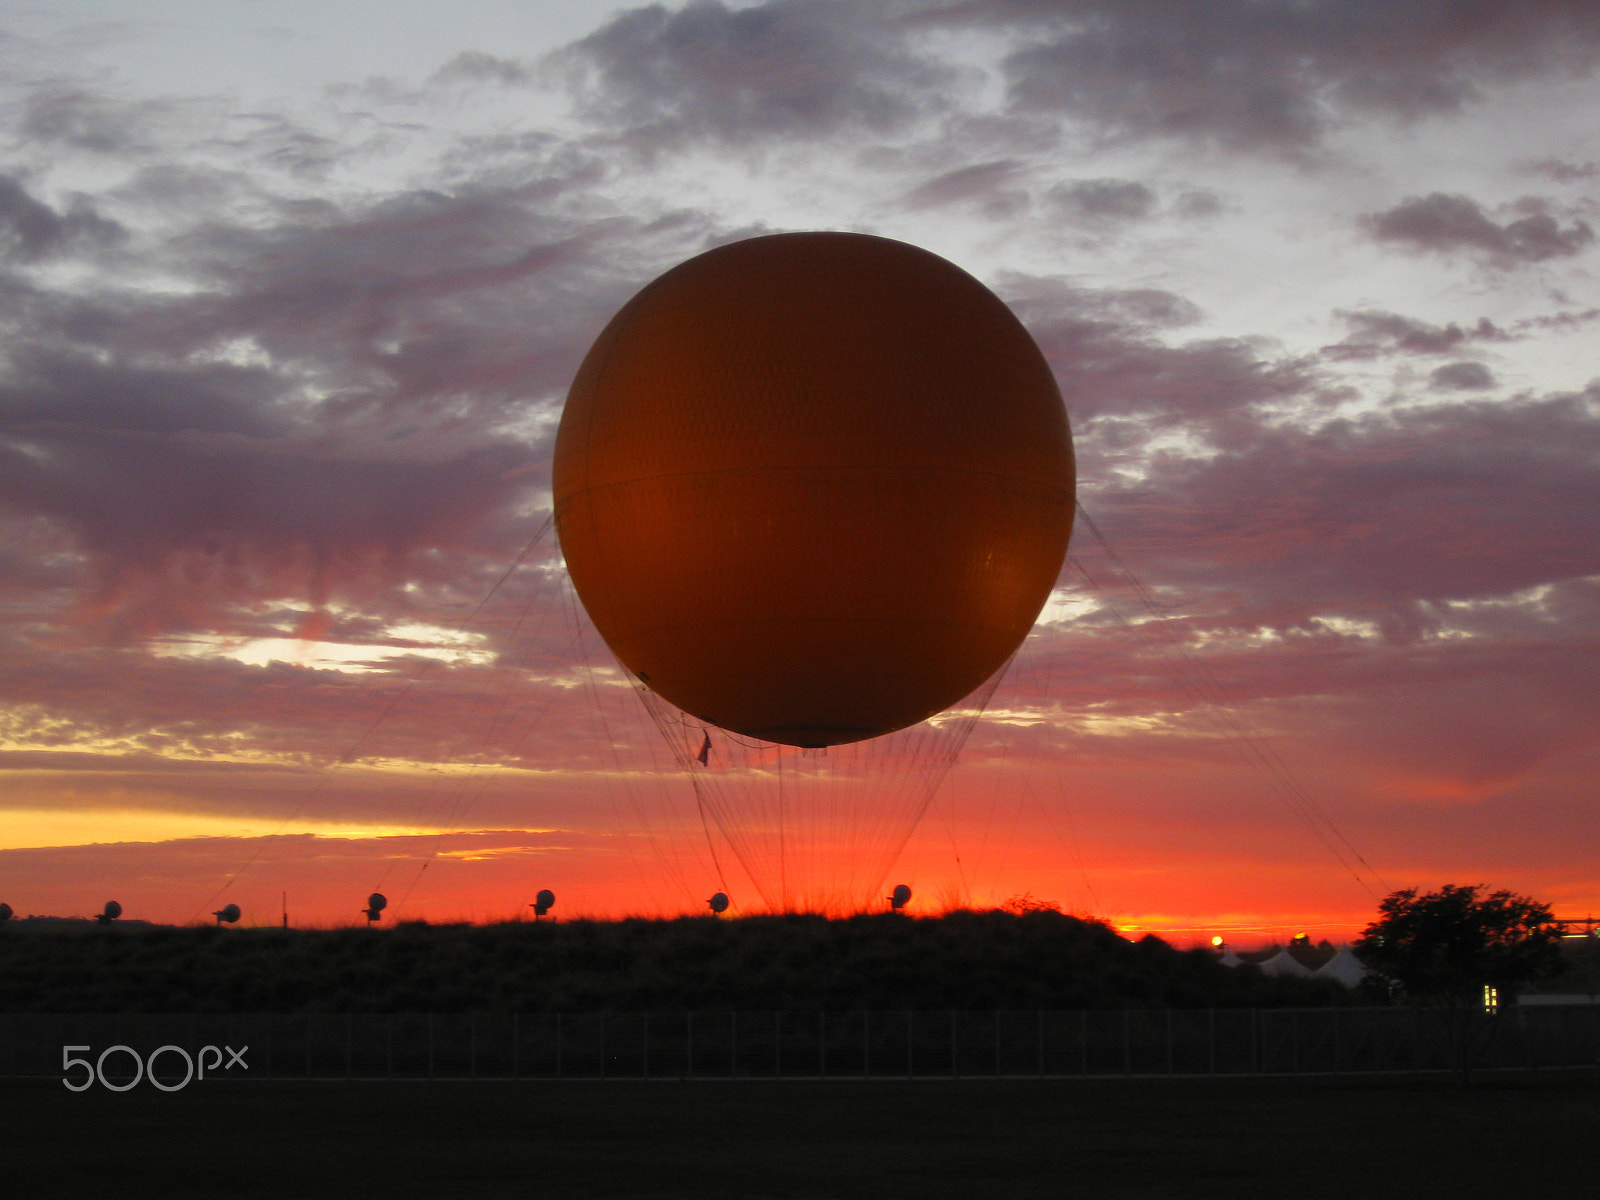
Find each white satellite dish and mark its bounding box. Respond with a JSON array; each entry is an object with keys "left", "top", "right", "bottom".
[
  {"left": 363, "top": 893, "right": 387, "bottom": 924},
  {"left": 708, "top": 892, "right": 730, "bottom": 915},
  {"left": 214, "top": 903, "right": 241, "bottom": 925},
  {"left": 890, "top": 884, "right": 912, "bottom": 911},
  {"left": 95, "top": 900, "right": 122, "bottom": 925},
  {"left": 531, "top": 889, "right": 556, "bottom": 918}
]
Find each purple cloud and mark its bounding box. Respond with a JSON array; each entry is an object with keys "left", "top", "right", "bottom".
[
  {"left": 1324, "top": 309, "right": 1510, "bottom": 360},
  {"left": 558, "top": 1, "right": 953, "bottom": 151},
  {"left": 1045, "top": 178, "right": 1157, "bottom": 223},
  {"left": 1362, "top": 192, "right": 1594, "bottom": 266},
  {"left": 1429, "top": 361, "right": 1496, "bottom": 390}
]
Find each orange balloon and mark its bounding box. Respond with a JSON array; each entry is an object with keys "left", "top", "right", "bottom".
[{"left": 554, "top": 232, "right": 1074, "bottom": 747}]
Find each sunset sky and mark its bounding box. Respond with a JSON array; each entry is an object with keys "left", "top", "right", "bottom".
[{"left": 2, "top": 0, "right": 1597, "bottom": 945}]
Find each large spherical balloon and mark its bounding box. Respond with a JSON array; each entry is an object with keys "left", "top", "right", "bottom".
[{"left": 554, "top": 232, "right": 1074, "bottom": 747}]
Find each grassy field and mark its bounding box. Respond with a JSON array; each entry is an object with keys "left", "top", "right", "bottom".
[{"left": 7, "top": 1069, "right": 1595, "bottom": 1199}]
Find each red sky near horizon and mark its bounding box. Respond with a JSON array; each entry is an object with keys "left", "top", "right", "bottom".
[{"left": 2, "top": 1, "right": 1598, "bottom": 949}]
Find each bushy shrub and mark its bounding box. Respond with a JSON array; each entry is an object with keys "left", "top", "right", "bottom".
[{"left": 0, "top": 911, "right": 1352, "bottom": 1013}]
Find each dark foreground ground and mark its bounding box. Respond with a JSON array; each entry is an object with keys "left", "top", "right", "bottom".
[{"left": 7, "top": 1069, "right": 1594, "bottom": 1199}]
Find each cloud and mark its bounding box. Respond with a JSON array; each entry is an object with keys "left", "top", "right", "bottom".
[
  {"left": 0, "top": 126, "right": 731, "bottom": 636},
  {"left": 431, "top": 50, "right": 539, "bottom": 88},
  {"left": 1091, "top": 385, "right": 1600, "bottom": 633},
  {"left": 1024, "top": 372, "right": 1600, "bottom": 805},
  {"left": 558, "top": 0, "right": 954, "bottom": 152},
  {"left": 1523, "top": 157, "right": 1600, "bottom": 183},
  {"left": 896, "top": 159, "right": 1028, "bottom": 215},
  {"left": 1000, "top": 276, "right": 1302, "bottom": 454},
  {"left": 0, "top": 176, "right": 123, "bottom": 262},
  {"left": 1361, "top": 192, "right": 1594, "bottom": 266},
  {"left": 1045, "top": 178, "right": 1157, "bottom": 223},
  {"left": 931, "top": 0, "right": 1600, "bottom": 153},
  {"left": 1323, "top": 309, "right": 1510, "bottom": 360},
  {"left": 1429, "top": 361, "right": 1496, "bottom": 390},
  {"left": 0, "top": 424, "right": 532, "bottom": 628}
]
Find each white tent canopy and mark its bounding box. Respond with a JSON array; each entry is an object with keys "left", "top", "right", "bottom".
[
  {"left": 1315, "top": 945, "right": 1370, "bottom": 989},
  {"left": 1257, "top": 947, "right": 1315, "bottom": 979}
]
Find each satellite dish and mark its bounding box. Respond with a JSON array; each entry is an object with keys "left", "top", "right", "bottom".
[
  {"left": 95, "top": 900, "right": 122, "bottom": 925},
  {"left": 531, "top": 889, "right": 556, "bottom": 918},
  {"left": 214, "top": 903, "right": 241, "bottom": 925},
  {"left": 890, "top": 884, "right": 912, "bottom": 911},
  {"left": 0, "top": 902, "right": 11, "bottom": 922},
  {"left": 708, "top": 892, "right": 730, "bottom": 915},
  {"left": 363, "top": 892, "right": 387, "bottom": 924}
]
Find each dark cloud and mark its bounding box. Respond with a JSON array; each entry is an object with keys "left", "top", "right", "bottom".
[
  {"left": 1174, "top": 189, "right": 1224, "bottom": 219},
  {"left": 0, "top": 177, "right": 123, "bottom": 262},
  {"left": 923, "top": 0, "right": 1600, "bottom": 153},
  {"left": 1017, "top": 376, "right": 1600, "bottom": 803},
  {"left": 0, "top": 129, "right": 732, "bottom": 635},
  {"left": 0, "top": 424, "right": 531, "bottom": 627},
  {"left": 21, "top": 88, "right": 142, "bottom": 153},
  {"left": 559, "top": 0, "right": 955, "bottom": 151},
  {"left": 1429, "top": 361, "right": 1496, "bottom": 390},
  {"left": 1361, "top": 192, "right": 1594, "bottom": 266},
  {"left": 1002, "top": 276, "right": 1302, "bottom": 452},
  {"left": 1523, "top": 157, "right": 1600, "bottom": 182},
  {"left": 1045, "top": 178, "right": 1156, "bottom": 223},
  {"left": 897, "top": 159, "right": 1028, "bottom": 213},
  {"left": 1001, "top": 17, "right": 1324, "bottom": 152},
  {"left": 1091, "top": 388, "right": 1600, "bottom": 630},
  {"left": 431, "top": 50, "right": 538, "bottom": 87},
  {"left": 1324, "top": 309, "right": 1509, "bottom": 360},
  {"left": 0, "top": 348, "right": 286, "bottom": 439}
]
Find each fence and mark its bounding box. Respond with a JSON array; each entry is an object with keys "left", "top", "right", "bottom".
[{"left": 8, "top": 1006, "right": 1600, "bottom": 1083}]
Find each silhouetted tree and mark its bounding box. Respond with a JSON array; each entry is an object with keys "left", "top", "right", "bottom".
[{"left": 1354, "top": 884, "right": 1562, "bottom": 1082}]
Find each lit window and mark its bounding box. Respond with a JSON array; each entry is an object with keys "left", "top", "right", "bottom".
[{"left": 1483, "top": 985, "right": 1499, "bottom": 1014}]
